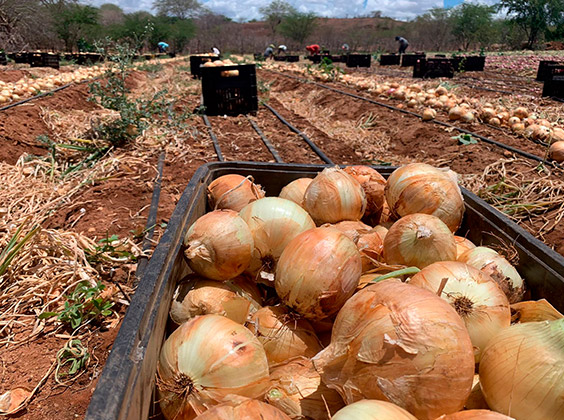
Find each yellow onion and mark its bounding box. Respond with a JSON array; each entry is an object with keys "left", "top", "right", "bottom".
[
  {"left": 303, "top": 166, "right": 366, "bottom": 225},
  {"left": 373, "top": 224, "right": 388, "bottom": 241},
  {"left": 479, "top": 319, "right": 564, "bottom": 420},
  {"left": 313, "top": 280, "right": 474, "bottom": 419},
  {"left": 279, "top": 178, "right": 312, "bottom": 207},
  {"left": 343, "top": 165, "right": 386, "bottom": 225},
  {"left": 449, "top": 106, "right": 465, "bottom": 120},
  {"left": 384, "top": 213, "right": 456, "bottom": 268},
  {"left": 385, "top": 163, "right": 464, "bottom": 232},
  {"left": 409, "top": 261, "right": 511, "bottom": 362},
  {"left": 239, "top": 197, "right": 315, "bottom": 283},
  {"left": 455, "top": 235, "right": 476, "bottom": 259},
  {"left": 434, "top": 410, "right": 514, "bottom": 419},
  {"left": 489, "top": 117, "right": 501, "bottom": 127},
  {"left": 193, "top": 398, "right": 291, "bottom": 420},
  {"left": 207, "top": 174, "right": 265, "bottom": 211},
  {"left": 458, "top": 247, "right": 524, "bottom": 303},
  {"left": 157, "top": 315, "right": 270, "bottom": 420},
  {"left": 247, "top": 306, "right": 322, "bottom": 365},
  {"left": 275, "top": 227, "right": 361, "bottom": 320},
  {"left": 511, "top": 122, "right": 525, "bottom": 132},
  {"left": 481, "top": 107, "right": 496, "bottom": 121},
  {"left": 508, "top": 116, "right": 520, "bottom": 126},
  {"left": 183, "top": 210, "right": 253, "bottom": 281},
  {"left": 265, "top": 357, "right": 344, "bottom": 418},
  {"left": 465, "top": 374, "right": 489, "bottom": 410},
  {"left": 332, "top": 400, "right": 417, "bottom": 420},
  {"left": 170, "top": 275, "right": 262, "bottom": 325},
  {"left": 510, "top": 299, "right": 563, "bottom": 323},
  {"left": 422, "top": 108, "right": 437, "bottom": 121},
  {"left": 512, "top": 106, "right": 528, "bottom": 119},
  {"left": 549, "top": 141, "right": 564, "bottom": 163},
  {"left": 552, "top": 127, "right": 564, "bottom": 142}
]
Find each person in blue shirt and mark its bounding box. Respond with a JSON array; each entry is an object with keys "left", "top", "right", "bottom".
[
  {"left": 395, "top": 36, "right": 409, "bottom": 54},
  {"left": 158, "top": 42, "right": 169, "bottom": 53},
  {"left": 264, "top": 44, "right": 275, "bottom": 59}
]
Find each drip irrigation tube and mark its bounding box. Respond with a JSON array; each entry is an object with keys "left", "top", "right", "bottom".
[
  {"left": 262, "top": 102, "right": 334, "bottom": 164},
  {"left": 202, "top": 114, "right": 224, "bottom": 161},
  {"left": 246, "top": 116, "right": 284, "bottom": 163}
]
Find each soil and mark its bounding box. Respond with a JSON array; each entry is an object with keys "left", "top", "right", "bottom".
[{"left": 0, "top": 70, "right": 30, "bottom": 83}]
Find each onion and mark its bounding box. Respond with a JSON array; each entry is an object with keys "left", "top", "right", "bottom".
[
  {"left": 265, "top": 357, "right": 344, "bottom": 418},
  {"left": 511, "top": 299, "right": 563, "bottom": 323},
  {"left": 275, "top": 227, "right": 361, "bottom": 320},
  {"left": 489, "top": 117, "right": 501, "bottom": 127},
  {"left": 422, "top": 108, "right": 437, "bottom": 121},
  {"left": 247, "top": 306, "right": 322, "bottom": 365},
  {"left": 193, "top": 398, "right": 291, "bottom": 419},
  {"left": 239, "top": 197, "right": 315, "bottom": 283},
  {"left": 313, "top": 280, "right": 474, "bottom": 419},
  {"left": 383, "top": 213, "right": 456, "bottom": 268},
  {"left": 434, "top": 410, "right": 514, "bottom": 419},
  {"left": 409, "top": 261, "right": 511, "bottom": 362},
  {"left": 458, "top": 247, "right": 525, "bottom": 303},
  {"left": 170, "top": 275, "right": 262, "bottom": 325},
  {"left": 303, "top": 166, "right": 366, "bottom": 225},
  {"left": 343, "top": 165, "right": 386, "bottom": 225},
  {"left": 549, "top": 141, "right": 564, "bottom": 163},
  {"left": 479, "top": 319, "right": 564, "bottom": 420},
  {"left": 332, "top": 400, "right": 417, "bottom": 420},
  {"left": 183, "top": 210, "right": 254, "bottom": 281},
  {"left": 157, "top": 315, "right": 270, "bottom": 419},
  {"left": 449, "top": 106, "right": 465, "bottom": 120},
  {"left": 512, "top": 106, "right": 528, "bottom": 119},
  {"left": 279, "top": 178, "right": 312, "bottom": 207},
  {"left": 552, "top": 127, "right": 564, "bottom": 142},
  {"left": 455, "top": 235, "right": 476, "bottom": 258},
  {"left": 385, "top": 163, "right": 465, "bottom": 232},
  {"left": 464, "top": 374, "right": 489, "bottom": 410},
  {"left": 207, "top": 174, "right": 265, "bottom": 212}
]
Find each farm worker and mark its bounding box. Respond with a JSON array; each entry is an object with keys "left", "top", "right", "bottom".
[
  {"left": 278, "top": 45, "right": 287, "bottom": 55},
  {"left": 396, "top": 36, "right": 409, "bottom": 54},
  {"left": 306, "top": 44, "right": 320, "bottom": 55},
  {"left": 212, "top": 46, "right": 220, "bottom": 55},
  {"left": 341, "top": 43, "right": 350, "bottom": 52},
  {"left": 264, "top": 44, "right": 275, "bottom": 59},
  {"left": 157, "top": 42, "right": 169, "bottom": 53}
]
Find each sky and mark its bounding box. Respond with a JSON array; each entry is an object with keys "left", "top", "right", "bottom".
[{"left": 84, "top": 0, "right": 486, "bottom": 22}]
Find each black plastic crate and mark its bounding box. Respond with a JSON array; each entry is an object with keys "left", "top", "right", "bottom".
[
  {"left": 29, "top": 52, "right": 44, "bottom": 67},
  {"left": 85, "top": 161, "right": 564, "bottom": 420},
  {"left": 401, "top": 53, "right": 425, "bottom": 67},
  {"left": 13, "top": 52, "right": 29, "bottom": 63},
  {"left": 331, "top": 55, "right": 347, "bottom": 63},
  {"left": 460, "top": 55, "right": 485, "bottom": 71},
  {"left": 189, "top": 55, "right": 220, "bottom": 78},
  {"left": 542, "top": 65, "right": 564, "bottom": 98},
  {"left": 273, "top": 55, "right": 286, "bottom": 61},
  {"left": 346, "top": 54, "right": 371, "bottom": 68},
  {"left": 0, "top": 52, "right": 7, "bottom": 66},
  {"left": 285, "top": 55, "right": 299, "bottom": 62},
  {"left": 380, "top": 54, "right": 400, "bottom": 66},
  {"left": 413, "top": 58, "right": 454, "bottom": 78},
  {"left": 201, "top": 64, "right": 258, "bottom": 116},
  {"left": 537, "top": 60, "right": 562, "bottom": 81},
  {"left": 43, "top": 53, "right": 60, "bottom": 69}
]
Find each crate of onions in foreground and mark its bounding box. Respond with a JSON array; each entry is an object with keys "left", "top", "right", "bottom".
[{"left": 85, "top": 161, "right": 564, "bottom": 420}]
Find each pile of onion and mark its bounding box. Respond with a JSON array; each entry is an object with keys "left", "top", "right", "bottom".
[
  {"left": 313, "top": 279, "right": 474, "bottom": 419},
  {"left": 343, "top": 165, "right": 386, "bottom": 225},
  {"left": 207, "top": 174, "right": 265, "bottom": 211},
  {"left": 183, "top": 210, "right": 254, "bottom": 281},
  {"left": 169, "top": 274, "right": 262, "bottom": 325},
  {"left": 193, "top": 398, "right": 291, "bottom": 419},
  {"left": 409, "top": 261, "right": 511, "bottom": 362},
  {"left": 303, "top": 166, "right": 366, "bottom": 225},
  {"left": 275, "top": 227, "right": 361, "bottom": 320},
  {"left": 157, "top": 315, "right": 270, "bottom": 419},
  {"left": 278, "top": 178, "right": 312, "bottom": 207},
  {"left": 247, "top": 305, "right": 322, "bottom": 365},
  {"left": 385, "top": 163, "right": 465, "bottom": 232},
  {"left": 479, "top": 319, "right": 564, "bottom": 420},
  {"left": 265, "top": 357, "right": 344, "bottom": 418},
  {"left": 332, "top": 400, "right": 417, "bottom": 420}
]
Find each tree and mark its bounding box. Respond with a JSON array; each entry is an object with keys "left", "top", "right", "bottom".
[
  {"left": 277, "top": 11, "right": 317, "bottom": 44},
  {"left": 259, "top": 0, "right": 297, "bottom": 35},
  {"left": 451, "top": 3, "right": 495, "bottom": 50},
  {"left": 499, "top": 0, "right": 564, "bottom": 48},
  {"left": 153, "top": 0, "right": 202, "bottom": 19},
  {"left": 54, "top": 4, "right": 99, "bottom": 51},
  {"left": 99, "top": 3, "right": 124, "bottom": 26},
  {"left": 113, "top": 11, "right": 153, "bottom": 49},
  {"left": 410, "top": 7, "right": 454, "bottom": 51}
]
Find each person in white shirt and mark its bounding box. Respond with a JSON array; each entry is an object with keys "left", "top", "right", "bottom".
[
  {"left": 211, "top": 46, "right": 220, "bottom": 55},
  {"left": 277, "top": 45, "right": 287, "bottom": 55}
]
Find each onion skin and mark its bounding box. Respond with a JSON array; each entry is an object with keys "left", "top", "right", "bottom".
[
  {"left": 383, "top": 213, "right": 457, "bottom": 268},
  {"left": 458, "top": 247, "right": 525, "bottom": 303},
  {"left": 157, "top": 315, "right": 270, "bottom": 420},
  {"left": 266, "top": 357, "right": 345, "bottom": 419},
  {"left": 279, "top": 178, "right": 312, "bottom": 207},
  {"left": 434, "top": 410, "right": 514, "bottom": 419},
  {"left": 479, "top": 319, "right": 564, "bottom": 420},
  {"left": 207, "top": 174, "right": 265, "bottom": 212},
  {"left": 332, "top": 400, "right": 418, "bottom": 420},
  {"left": 303, "top": 166, "right": 367, "bottom": 225},
  {"left": 314, "top": 280, "right": 474, "bottom": 420},
  {"left": 247, "top": 306, "right": 322, "bottom": 365},
  {"left": 193, "top": 398, "right": 291, "bottom": 420},
  {"left": 385, "top": 163, "right": 465, "bottom": 232},
  {"left": 455, "top": 235, "right": 476, "bottom": 259},
  {"left": 170, "top": 275, "right": 262, "bottom": 325},
  {"left": 183, "top": 210, "right": 254, "bottom": 281},
  {"left": 409, "top": 261, "right": 511, "bottom": 362},
  {"left": 275, "top": 227, "right": 361, "bottom": 321},
  {"left": 343, "top": 165, "right": 386, "bottom": 225}
]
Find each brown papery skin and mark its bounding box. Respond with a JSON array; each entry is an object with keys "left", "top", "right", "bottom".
[
  {"left": 344, "top": 165, "right": 386, "bottom": 225},
  {"left": 434, "top": 410, "right": 514, "bottom": 419},
  {"left": 313, "top": 280, "right": 474, "bottom": 420},
  {"left": 207, "top": 174, "right": 265, "bottom": 212},
  {"left": 454, "top": 236, "right": 476, "bottom": 259},
  {"left": 279, "top": 178, "right": 313, "bottom": 207},
  {"left": 193, "top": 399, "right": 291, "bottom": 420},
  {"left": 549, "top": 141, "right": 564, "bottom": 163}
]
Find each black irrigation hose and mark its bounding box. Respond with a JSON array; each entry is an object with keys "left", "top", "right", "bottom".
[
  {"left": 266, "top": 70, "right": 558, "bottom": 168},
  {"left": 261, "top": 102, "right": 334, "bottom": 164},
  {"left": 202, "top": 114, "right": 224, "bottom": 161},
  {"left": 246, "top": 115, "right": 284, "bottom": 163}
]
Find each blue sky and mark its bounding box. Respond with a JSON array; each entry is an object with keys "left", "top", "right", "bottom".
[{"left": 84, "top": 0, "right": 492, "bottom": 22}]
